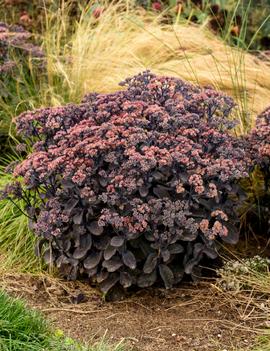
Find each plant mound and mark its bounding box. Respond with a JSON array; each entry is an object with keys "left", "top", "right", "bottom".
[
  {"left": 4, "top": 72, "right": 250, "bottom": 292},
  {"left": 247, "top": 107, "right": 270, "bottom": 233}
]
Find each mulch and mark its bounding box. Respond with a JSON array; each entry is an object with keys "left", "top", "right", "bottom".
[{"left": 1, "top": 272, "right": 268, "bottom": 351}]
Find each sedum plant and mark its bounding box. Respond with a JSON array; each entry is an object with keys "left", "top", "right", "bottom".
[
  {"left": 0, "top": 22, "right": 44, "bottom": 153},
  {"left": 246, "top": 106, "right": 270, "bottom": 233},
  {"left": 2, "top": 71, "right": 250, "bottom": 293},
  {"left": 0, "top": 21, "right": 43, "bottom": 75}
]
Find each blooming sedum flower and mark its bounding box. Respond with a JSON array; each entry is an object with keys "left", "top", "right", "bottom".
[{"left": 3, "top": 71, "right": 250, "bottom": 293}]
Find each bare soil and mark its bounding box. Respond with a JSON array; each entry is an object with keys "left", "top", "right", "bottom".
[{"left": 1, "top": 273, "right": 267, "bottom": 351}]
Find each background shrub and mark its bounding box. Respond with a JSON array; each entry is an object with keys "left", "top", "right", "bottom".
[
  {"left": 245, "top": 107, "right": 270, "bottom": 237},
  {"left": 0, "top": 21, "right": 44, "bottom": 153},
  {"left": 0, "top": 21, "right": 43, "bottom": 80},
  {"left": 137, "top": 0, "right": 270, "bottom": 50},
  {"left": 3, "top": 71, "right": 250, "bottom": 293}
]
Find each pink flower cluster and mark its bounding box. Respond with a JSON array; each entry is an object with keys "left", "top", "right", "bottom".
[
  {"left": 245, "top": 106, "right": 270, "bottom": 236},
  {"left": 248, "top": 107, "right": 270, "bottom": 162}
]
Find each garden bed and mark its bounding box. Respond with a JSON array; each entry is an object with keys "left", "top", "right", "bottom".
[
  {"left": 1, "top": 2, "right": 270, "bottom": 350},
  {"left": 1, "top": 272, "right": 267, "bottom": 351}
]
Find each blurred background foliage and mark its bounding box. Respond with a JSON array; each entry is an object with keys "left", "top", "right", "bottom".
[{"left": 1, "top": 0, "right": 269, "bottom": 51}]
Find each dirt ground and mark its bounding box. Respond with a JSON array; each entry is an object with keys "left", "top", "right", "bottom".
[{"left": 1, "top": 273, "right": 268, "bottom": 351}]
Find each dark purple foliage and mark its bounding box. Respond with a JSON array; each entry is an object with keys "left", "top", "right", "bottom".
[
  {"left": 246, "top": 106, "right": 270, "bottom": 233},
  {"left": 248, "top": 106, "right": 270, "bottom": 172},
  {"left": 3, "top": 71, "right": 250, "bottom": 292}
]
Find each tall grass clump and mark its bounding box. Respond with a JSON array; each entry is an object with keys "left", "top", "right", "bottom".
[
  {"left": 0, "top": 290, "right": 126, "bottom": 351},
  {"left": 0, "top": 61, "right": 45, "bottom": 150},
  {"left": 0, "top": 21, "right": 45, "bottom": 145},
  {"left": 42, "top": 0, "right": 270, "bottom": 131},
  {"left": 0, "top": 161, "right": 41, "bottom": 273},
  {"left": 0, "top": 290, "right": 51, "bottom": 351},
  {"left": 252, "top": 334, "right": 270, "bottom": 351}
]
